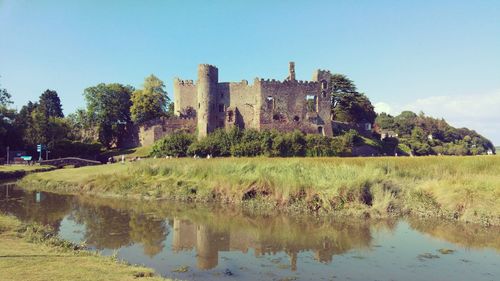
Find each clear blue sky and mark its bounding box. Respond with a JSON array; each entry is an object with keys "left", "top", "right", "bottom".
[{"left": 1, "top": 0, "right": 499, "bottom": 144}]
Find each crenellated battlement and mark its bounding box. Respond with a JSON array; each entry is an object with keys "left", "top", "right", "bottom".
[
  {"left": 259, "top": 78, "right": 320, "bottom": 86},
  {"left": 174, "top": 78, "right": 196, "bottom": 86}
]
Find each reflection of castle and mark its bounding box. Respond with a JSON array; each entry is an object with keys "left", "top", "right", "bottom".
[{"left": 171, "top": 218, "right": 357, "bottom": 270}]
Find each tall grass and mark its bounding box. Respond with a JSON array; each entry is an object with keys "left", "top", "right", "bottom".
[{"left": 19, "top": 156, "right": 500, "bottom": 225}]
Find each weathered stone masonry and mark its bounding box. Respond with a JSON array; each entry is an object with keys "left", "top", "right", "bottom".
[{"left": 140, "top": 62, "right": 334, "bottom": 146}]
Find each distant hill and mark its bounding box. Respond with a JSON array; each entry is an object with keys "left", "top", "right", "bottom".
[{"left": 372, "top": 111, "right": 495, "bottom": 156}]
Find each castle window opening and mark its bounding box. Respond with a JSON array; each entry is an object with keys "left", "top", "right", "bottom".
[
  {"left": 198, "top": 103, "right": 200, "bottom": 109},
  {"left": 218, "top": 104, "right": 224, "bottom": 113},
  {"left": 266, "top": 96, "right": 275, "bottom": 110},
  {"left": 306, "top": 95, "right": 318, "bottom": 112},
  {"left": 273, "top": 113, "right": 281, "bottom": 121},
  {"left": 293, "top": 116, "right": 300, "bottom": 122},
  {"left": 227, "top": 110, "right": 234, "bottom": 122},
  {"left": 318, "top": 126, "right": 324, "bottom": 135},
  {"left": 322, "top": 91, "right": 327, "bottom": 99},
  {"left": 321, "top": 80, "right": 328, "bottom": 90}
]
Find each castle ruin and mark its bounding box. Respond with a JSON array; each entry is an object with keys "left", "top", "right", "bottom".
[{"left": 140, "top": 62, "right": 334, "bottom": 145}]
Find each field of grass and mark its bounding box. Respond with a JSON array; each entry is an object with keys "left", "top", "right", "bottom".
[
  {"left": 0, "top": 165, "right": 55, "bottom": 180},
  {"left": 0, "top": 213, "right": 169, "bottom": 281},
  {"left": 19, "top": 156, "right": 500, "bottom": 225}
]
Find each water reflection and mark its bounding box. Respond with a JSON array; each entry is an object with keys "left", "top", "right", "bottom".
[{"left": 1, "top": 184, "right": 499, "bottom": 280}]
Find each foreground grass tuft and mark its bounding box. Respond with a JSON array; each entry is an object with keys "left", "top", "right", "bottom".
[{"left": 19, "top": 156, "right": 500, "bottom": 225}]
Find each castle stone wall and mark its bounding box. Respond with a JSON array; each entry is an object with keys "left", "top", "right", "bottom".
[
  {"left": 144, "top": 62, "right": 336, "bottom": 142},
  {"left": 139, "top": 117, "right": 196, "bottom": 146}
]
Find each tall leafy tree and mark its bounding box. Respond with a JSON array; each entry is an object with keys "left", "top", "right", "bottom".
[
  {"left": 84, "top": 83, "right": 134, "bottom": 148},
  {"left": 39, "top": 89, "right": 64, "bottom": 118},
  {"left": 0, "top": 82, "right": 19, "bottom": 153},
  {"left": 330, "top": 74, "right": 376, "bottom": 124},
  {"left": 130, "top": 74, "right": 169, "bottom": 124}
]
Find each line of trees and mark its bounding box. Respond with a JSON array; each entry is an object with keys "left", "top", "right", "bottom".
[{"left": 0, "top": 74, "right": 172, "bottom": 160}]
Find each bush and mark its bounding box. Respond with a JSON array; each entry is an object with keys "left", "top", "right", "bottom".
[
  {"left": 51, "top": 140, "right": 102, "bottom": 159},
  {"left": 150, "top": 128, "right": 374, "bottom": 158},
  {"left": 150, "top": 133, "right": 195, "bottom": 157},
  {"left": 305, "top": 134, "right": 334, "bottom": 156}
]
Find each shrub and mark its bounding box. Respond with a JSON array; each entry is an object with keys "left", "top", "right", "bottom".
[
  {"left": 305, "top": 134, "right": 334, "bottom": 156},
  {"left": 51, "top": 140, "right": 102, "bottom": 159},
  {"left": 150, "top": 133, "right": 195, "bottom": 157}
]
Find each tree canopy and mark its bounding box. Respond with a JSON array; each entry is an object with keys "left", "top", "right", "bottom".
[
  {"left": 130, "top": 74, "right": 170, "bottom": 124},
  {"left": 39, "top": 89, "right": 64, "bottom": 118},
  {"left": 330, "top": 74, "right": 376, "bottom": 124},
  {"left": 84, "top": 83, "right": 134, "bottom": 148}
]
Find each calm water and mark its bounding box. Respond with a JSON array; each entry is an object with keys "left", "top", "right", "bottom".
[{"left": 0, "top": 183, "right": 499, "bottom": 281}]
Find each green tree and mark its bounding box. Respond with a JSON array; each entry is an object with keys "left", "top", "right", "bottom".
[
  {"left": 394, "top": 111, "right": 417, "bottom": 136},
  {"left": 333, "top": 92, "right": 376, "bottom": 123},
  {"left": 330, "top": 74, "right": 357, "bottom": 94},
  {"left": 84, "top": 83, "right": 134, "bottom": 148},
  {"left": 375, "top": 113, "right": 396, "bottom": 130},
  {"left": 329, "top": 74, "right": 375, "bottom": 123},
  {"left": 66, "top": 109, "right": 99, "bottom": 142},
  {"left": 131, "top": 75, "right": 169, "bottom": 124},
  {"left": 0, "top": 86, "right": 19, "bottom": 153},
  {"left": 39, "top": 89, "right": 64, "bottom": 118}
]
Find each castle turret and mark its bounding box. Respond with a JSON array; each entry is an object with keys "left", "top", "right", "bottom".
[
  {"left": 197, "top": 64, "right": 218, "bottom": 138},
  {"left": 288, "top": 61, "right": 296, "bottom": 81}
]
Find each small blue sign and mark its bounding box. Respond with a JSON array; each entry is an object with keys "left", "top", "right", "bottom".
[{"left": 37, "top": 144, "right": 42, "bottom": 152}]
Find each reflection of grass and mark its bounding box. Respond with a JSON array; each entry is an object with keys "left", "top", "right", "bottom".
[
  {"left": 0, "top": 213, "right": 170, "bottom": 281},
  {"left": 19, "top": 156, "right": 500, "bottom": 225},
  {"left": 408, "top": 217, "right": 500, "bottom": 252}
]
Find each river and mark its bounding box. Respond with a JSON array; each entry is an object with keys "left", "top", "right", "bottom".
[{"left": 0, "top": 183, "right": 498, "bottom": 281}]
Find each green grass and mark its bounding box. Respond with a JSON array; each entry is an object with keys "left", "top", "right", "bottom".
[
  {"left": 101, "top": 145, "right": 153, "bottom": 160},
  {"left": 0, "top": 213, "right": 170, "bottom": 281},
  {"left": 19, "top": 156, "right": 500, "bottom": 225}
]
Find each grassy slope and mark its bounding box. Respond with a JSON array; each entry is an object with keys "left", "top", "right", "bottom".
[
  {"left": 0, "top": 165, "right": 55, "bottom": 180},
  {"left": 0, "top": 213, "right": 168, "bottom": 281},
  {"left": 19, "top": 156, "right": 500, "bottom": 225},
  {"left": 101, "top": 145, "right": 153, "bottom": 160}
]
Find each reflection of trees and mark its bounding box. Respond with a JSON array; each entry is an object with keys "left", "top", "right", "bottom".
[
  {"left": 71, "top": 203, "right": 132, "bottom": 249},
  {"left": 129, "top": 213, "right": 168, "bottom": 257},
  {"left": 72, "top": 196, "right": 168, "bottom": 256},
  {"left": 0, "top": 185, "right": 72, "bottom": 232},
  {"left": 408, "top": 218, "right": 500, "bottom": 252}
]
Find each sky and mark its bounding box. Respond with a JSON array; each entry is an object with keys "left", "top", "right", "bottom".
[{"left": 1, "top": 0, "right": 499, "bottom": 144}]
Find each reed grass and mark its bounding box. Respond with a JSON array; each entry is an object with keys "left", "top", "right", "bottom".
[{"left": 19, "top": 155, "right": 500, "bottom": 225}]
